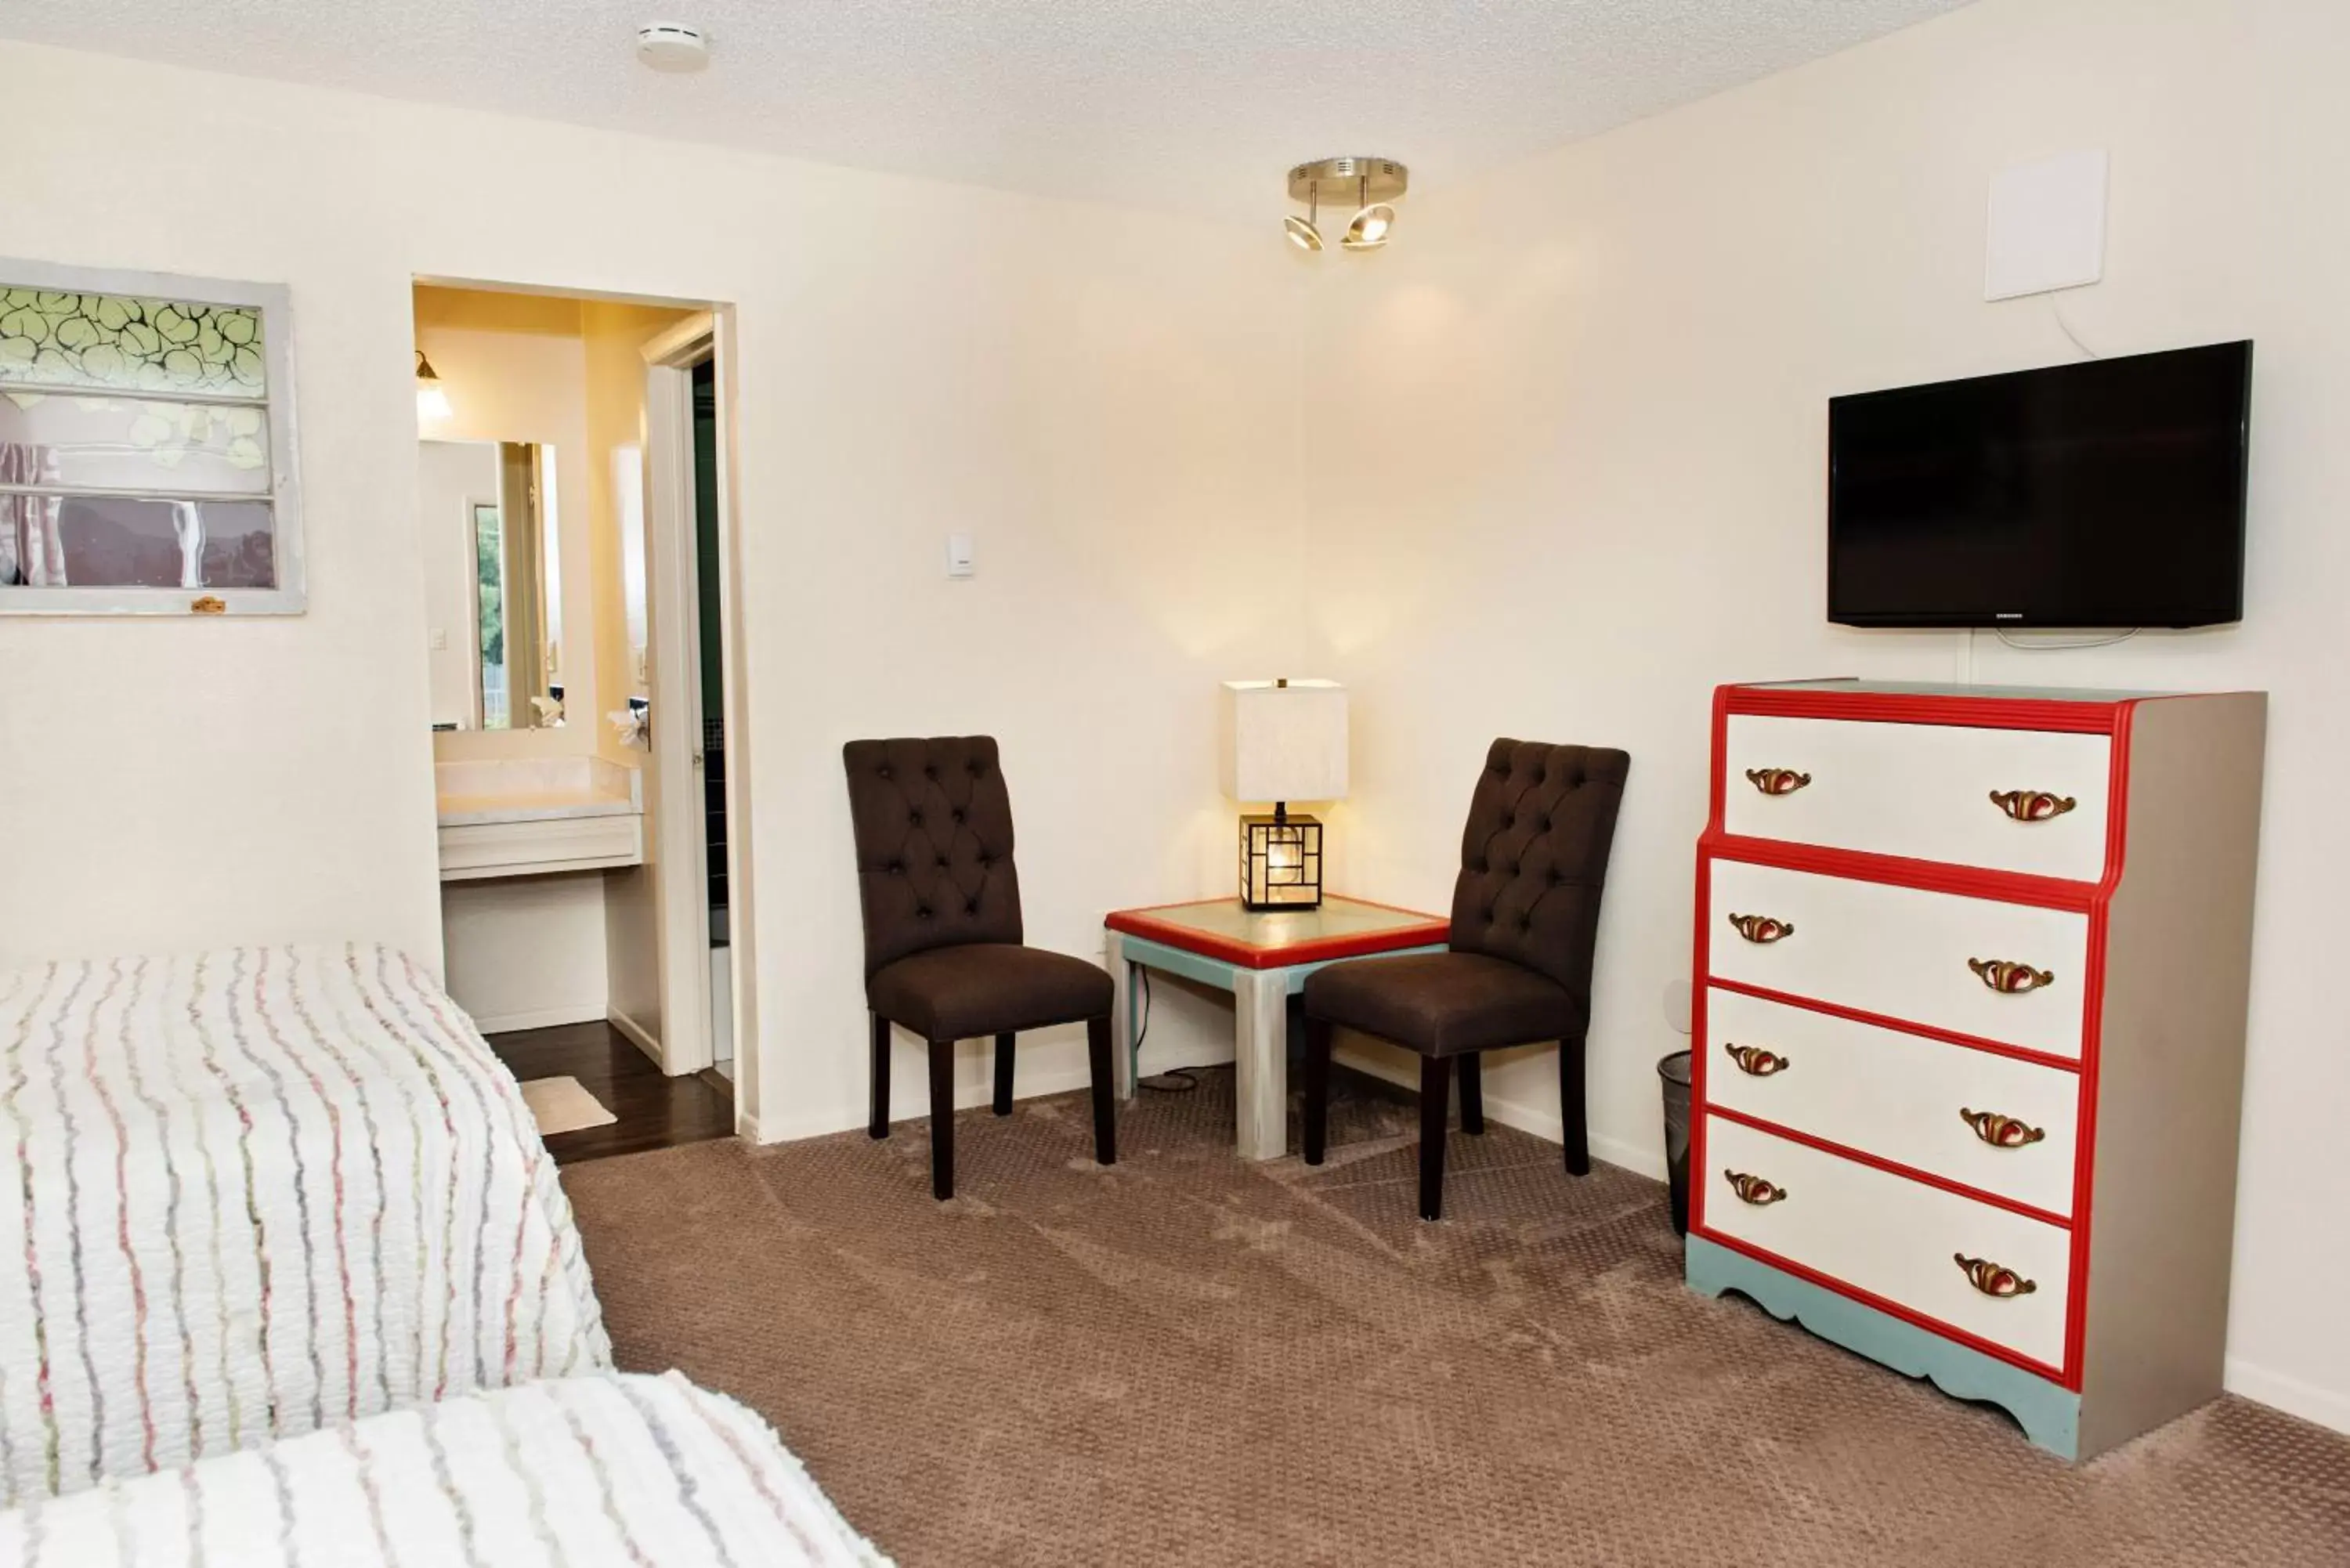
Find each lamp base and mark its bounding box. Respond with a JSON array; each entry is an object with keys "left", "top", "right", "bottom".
[{"left": 1238, "top": 813, "right": 1323, "bottom": 911}]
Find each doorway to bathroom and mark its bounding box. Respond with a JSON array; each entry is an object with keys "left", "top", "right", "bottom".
[{"left": 418, "top": 280, "right": 750, "bottom": 1158}]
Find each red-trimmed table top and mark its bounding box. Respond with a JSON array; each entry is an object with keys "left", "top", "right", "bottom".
[
  {"left": 1721, "top": 678, "right": 2185, "bottom": 734},
  {"left": 1105, "top": 896, "right": 1450, "bottom": 970}
]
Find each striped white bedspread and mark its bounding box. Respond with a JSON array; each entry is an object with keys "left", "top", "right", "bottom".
[
  {"left": 0, "top": 945, "right": 610, "bottom": 1506},
  {"left": 0, "top": 1371, "right": 890, "bottom": 1566}
]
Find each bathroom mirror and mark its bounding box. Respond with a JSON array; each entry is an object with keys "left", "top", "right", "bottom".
[{"left": 420, "top": 439, "right": 562, "bottom": 730}]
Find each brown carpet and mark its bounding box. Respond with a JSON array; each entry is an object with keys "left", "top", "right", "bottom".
[{"left": 560, "top": 1068, "right": 2350, "bottom": 1567}]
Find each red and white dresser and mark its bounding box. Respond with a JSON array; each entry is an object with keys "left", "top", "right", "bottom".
[{"left": 1685, "top": 680, "right": 2265, "bottom": 1459}]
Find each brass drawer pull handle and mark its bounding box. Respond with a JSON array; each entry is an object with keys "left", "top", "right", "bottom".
[
  {"left": 1726, "top": 913, "right": 1794, "bottom": 945},
  {"left": 1723, "top": 1170, "right": 1788, "bottom": 1206},
  {"left": 1745, "top": 768, "right": 1812, "bottom": 797},
  {"left": 1960, "top": 1107, "right": 2045, "bottom": 1148},
  {"left": 1954, "top": 1254, "right": 2037, "bottom": 1298},
  {"left": 1968, "top": 957, "right": 2054, "bottom": 993},
  {"left": 1723, "top": 1043, "right": 1791, "bottom": 1077},
  {"left": 1989, "top": 789, "right": 2077, "bottom": 823}
]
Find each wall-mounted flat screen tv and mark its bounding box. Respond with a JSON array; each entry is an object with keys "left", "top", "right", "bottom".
[{"left": 1828, "top": 340, "right": 2251, "bottom": 628}]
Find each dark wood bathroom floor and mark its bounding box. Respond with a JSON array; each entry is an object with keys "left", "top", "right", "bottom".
[{"left": 489, "top": 1020, "right": 736, "bottom": 1165}]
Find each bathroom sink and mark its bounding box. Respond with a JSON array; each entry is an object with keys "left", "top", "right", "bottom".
[{"left": 435, "top": 756, "right": 642, "bottom": 826}]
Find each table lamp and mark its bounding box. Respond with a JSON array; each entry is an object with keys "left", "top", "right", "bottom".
[{"left": 1220, "top": 678, "right": 1348, "bottom": 910}]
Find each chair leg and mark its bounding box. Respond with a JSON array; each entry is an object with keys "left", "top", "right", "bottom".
[
  {"left": 1458, "top": 1051, "right": 1484, "bottom": 1135},
  {"left": 992, "top": 1031, "right": 1016, "bottom": 1115},
  {"left": 1560, "top": 1034, "right": 1591, "bottom": 1176},
  {"left": 868, "top": 1013, "right": 891, "bottom": 1139},
  {"left": 928, "top": 1039, "right": 956, "bottom": 1200},
  {"left": 1301, "top": 1015, "right": 1332, "bottom": 1165},
  {"left": 1086, "top": 1014, "right": 1117, "bottom": 1167},
  {"left": 1419, "top": 1056, "right": 1452, "bottom": 1221}
]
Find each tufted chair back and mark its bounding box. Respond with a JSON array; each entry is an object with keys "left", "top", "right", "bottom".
[
  {"left": 843, "top": 736, "right": 1025, "bottom": 978},
  {"left": 1449, "top": 739, "right": 1631, "bottom": 1001}
]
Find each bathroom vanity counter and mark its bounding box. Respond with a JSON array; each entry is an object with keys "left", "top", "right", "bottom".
[{"left": 436, "top": 757, "right": 645, "bottom": 879}]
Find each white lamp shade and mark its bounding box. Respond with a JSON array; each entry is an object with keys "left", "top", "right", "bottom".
[{"left": 1220, "top": 680, "right": 1348, "bottom": 803}]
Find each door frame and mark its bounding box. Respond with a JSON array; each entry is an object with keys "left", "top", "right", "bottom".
[{"left": 640, "top": 309, "right": 759, "bottom": 1134}]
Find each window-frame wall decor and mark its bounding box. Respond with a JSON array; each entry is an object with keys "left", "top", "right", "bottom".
[{"left": 0, "top": 258, "right": 306, "bottom": 616}]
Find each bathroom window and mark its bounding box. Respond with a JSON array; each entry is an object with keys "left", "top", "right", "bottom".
[{"left": 0, "top": 259, "right": 306, "bottom": 614}]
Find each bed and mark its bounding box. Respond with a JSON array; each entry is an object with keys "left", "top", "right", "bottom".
[
  {"left": 0, "top": 943, "right": 609, "bottom": 1505},
  {"left": 0, "top": 1370, "right": 890, "bottom": 1566}
]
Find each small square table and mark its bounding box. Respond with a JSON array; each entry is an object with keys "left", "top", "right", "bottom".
[{"left": 1104, "top": 896, "right": 1451, "bottom": 1161}]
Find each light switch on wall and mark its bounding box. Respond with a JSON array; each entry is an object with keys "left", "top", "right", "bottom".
[
  {"left": 945, "top": 533, "right": 975, "bottom": 578},
  {"left": 430, "top": 627, "right": 447, "bottom": 650}
]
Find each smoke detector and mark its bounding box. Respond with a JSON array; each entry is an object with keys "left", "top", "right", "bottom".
[{"left": 636, "top": 23, "right": 709, "bottom": 72}]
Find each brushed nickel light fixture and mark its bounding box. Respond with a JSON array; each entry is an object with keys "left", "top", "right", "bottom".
[
  {"left": 1344, "top": 201, "right": 1396, "bottom": 251},
  {"left": 1285, "top": 157, "right": 1408, "bottom": 254}
]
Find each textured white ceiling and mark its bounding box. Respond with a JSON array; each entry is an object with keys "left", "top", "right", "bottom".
[{"left": 0, "top": 0, "right": 1976, "bottom": 223}]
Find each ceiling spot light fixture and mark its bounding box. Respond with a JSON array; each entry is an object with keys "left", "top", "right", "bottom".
[
  {"left": 1285, "top": 157, "right": 1407, "bottom": 255},
  {"left": 1344, "top": 199, "right": 1396, "bottom": 251}
]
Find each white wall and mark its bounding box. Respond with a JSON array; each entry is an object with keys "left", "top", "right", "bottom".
[
  {"left": 742, "top": 209, "right": 1308, "bottom": 1133},
  {"left": 1300, "top": 0, "right": 2347, "bottom": 1433},
  {"left": 440, "top": 873, "right": 609, "bottom": 1032},
  {"left": 0, "top": 43, "right": 1300, "bottom": 1122},
  {"left": 2, "top": 71, "right": 442, "bottom": 966}
]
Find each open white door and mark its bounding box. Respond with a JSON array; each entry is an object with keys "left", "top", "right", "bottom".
[
  {"left": 634, "top": 309, "right": 755, "bottom": 1129},
  {"left": 641, "top": 350, "right": 709, "bottom": 1074}
]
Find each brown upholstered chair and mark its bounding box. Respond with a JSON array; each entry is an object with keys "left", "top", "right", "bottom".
[
  {"left": 1302, "top": 739, "right": 1629, "bottom": 1220},
  {"left": 842, "top": 735, "right": 1115, "bottom": 1199}
]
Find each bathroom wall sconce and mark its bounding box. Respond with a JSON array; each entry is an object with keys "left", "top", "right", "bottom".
[
  {"left": 415, "top": 349, "right": 452, "bottom": 422},
  {"left": 1285, "top": 157, "right": 1408, "bottom": 254}
]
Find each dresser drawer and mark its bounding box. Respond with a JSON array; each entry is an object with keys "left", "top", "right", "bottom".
[
  {"left": 1703, "top": 986, "right": 2081, "bottom": 1216},
  {"left": 1708, "top": 859, "right": 2089, "bottom": 1060},
  {"left": 1702, "top": 1115, "right": 2072, "bottom": 1370},
  {"left": 1724, "top": 714, "right": 2112, "bottom": 880}
]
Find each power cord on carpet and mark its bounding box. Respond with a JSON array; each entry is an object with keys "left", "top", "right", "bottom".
[
  {"left": 1130, "top": 968, "right": 1200, "bottom": 1093},
  {"left": 1128, "top": 967, "right": 1357, "bottom": 1109}
]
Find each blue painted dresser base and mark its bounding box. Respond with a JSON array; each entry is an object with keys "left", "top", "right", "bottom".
[{"left": 1685, "top": 1235, "right": 2081, "bottom": 1459}]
